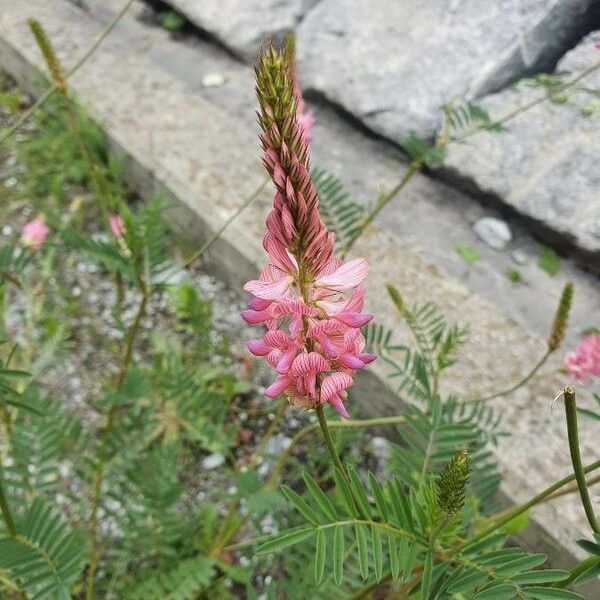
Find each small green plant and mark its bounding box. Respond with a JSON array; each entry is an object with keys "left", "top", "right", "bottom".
[
  {"left": 160, "top": 11, "right": 186, "bottom": 32},
  {"left": 539, "top": 245, "right": 561, "bottom": 276},
  {"left": 507, "top": 267, "right": 522, "bottom": 284},
  {"left": 455, "top": 243, "right": 482, "bottom": 265}
]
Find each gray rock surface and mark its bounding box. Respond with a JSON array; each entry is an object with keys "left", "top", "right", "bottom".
[
  {"left": 162, "top": 0, "right": 317, "bottom": 61},
  {"left": 297, "top": 0, "right": 599, "bottom": 139},
  {"left": 445, "top": 31, "right": 600, "bottom": 261}
]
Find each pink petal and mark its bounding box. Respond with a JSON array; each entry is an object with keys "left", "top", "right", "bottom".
[
  {"left": 247, "top": 339, "right": 271, "bottom": 356},
  {"left": 334, "top": 311, "right": 373, "bottom": 328},
  {"left": 276, "top": 346, "right": 298, "bottom": 374},
  {"left": 265, "top": 376, "right": 291, "bottom": 398},
  {"left": 315, "top": 258, "right": 369, "bottom": 291},
  {"left": 244, "top": 274, "right": 293, "bottom": 300},
  {"left": 320, "top": 372, "right": 354, "bottom": 402},
  {"left": 338, "top": 353, "right": 365, "bottom": 369},
  {"left": 317, "top": 334, "right": 338, "bottom": 358},
  {"left": 241, "top": 309, "right": 270, "bottom": 324},
  {"left": 328, "top": 395, "right": 351, "bottom": 419},
  {"left": 289, "top": 352, "right": 329, "bottom": 377},
  {"left": 359, "top": 352, "right": 377, "bottom": 365},
  {"left": 248, "top": 297, "right": 272, "bottom": 311}
]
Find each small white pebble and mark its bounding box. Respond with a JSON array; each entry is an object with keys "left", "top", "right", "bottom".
[{"left": 202, "top": 72, "right": 227, "bottom": 88}]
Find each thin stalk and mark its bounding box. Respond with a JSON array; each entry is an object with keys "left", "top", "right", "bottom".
[
  {"left": 563, "top": 387, "right": 599, "bottom": 533},
  {"left": 0, "top": 0, "right": 136, "bottom": 147},
  {"left": 465, "top": 349, "right": 551, "bottom": 404},
  {"left": 458, "top": 458, "right": 600, "bottom": 553},
  {"left": 315, "top": 404, "right": 347, "bottom": 478},
  {"left": 181, "top": 179, "right": 268, "bottom": 270},
  {"left": 341, "top": 160, "right": 421, "bottom": 258},
  {"left": 0, "top": 458, "right": 17, "bottom": 537}
]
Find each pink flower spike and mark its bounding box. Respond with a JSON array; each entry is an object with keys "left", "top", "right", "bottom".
[
  {"left": 595, "top": 40, "right": 600, "bottom": 51},
  {"left": 316, "top": 258, "right": 369, "bottom": 291},
  {"left": 242, "top": 43, "right": 376, "bottom": 414},
  {"left": 265, "top": 376, "right": 291, "bottom": 398},
  {"left": 109, "top": 214, "right": 125, "bottom": 237},
  {"left": 21, "top": 216, "right": 49, "bottom": 250}
]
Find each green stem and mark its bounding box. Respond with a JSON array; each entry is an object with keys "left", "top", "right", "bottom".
[
  {"left": 315, "top": 405, "right": 347, "bottom": 478},
  {"left": 465, "top": 349, "right": 551, "bottom": 404},
  {"left": 564, "top": 387, "right": 599, "bottom": 534},
  {"left": 0, "top": 457, "right": 17, "bottom": 537}
]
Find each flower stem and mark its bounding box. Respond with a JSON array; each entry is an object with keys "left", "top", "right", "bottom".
[
  {"left": 563, "top": 387, "right": 599, "bottom": 534},
  {"left": 315, "top": 404, "right": 347, "bottom": 477}
]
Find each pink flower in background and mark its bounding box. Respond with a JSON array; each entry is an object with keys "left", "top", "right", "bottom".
[
  {"left": 564, "top": 334, "right": 600, "bottom": 382},
  {"left": 595, "top": 39, "right": 600, "bottom": 51},
  {"left": 109, "top": 214, "right": 125, "bottom": 238},
  {"left": 242, "top": 44, "right": 375, "bottom": 419},
  {"left": 20, "top": 215, "right": 49, "bottom": 250}
]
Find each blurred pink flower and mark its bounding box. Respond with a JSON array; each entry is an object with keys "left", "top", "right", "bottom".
[
  {"left": 564, "top": 334, "right": 600, "bottom": 382},
  {"left": 20, "top": 215, "right": 49, "bottom": 250},
  {"left": 109, "top": 214, "right": 125, "bottom": 238},
  {"left": 242, "top": 45, "right": 375, "bottom": 419},
  {"left": 595, "top": 40, "right": 600, "bottom": 51}
]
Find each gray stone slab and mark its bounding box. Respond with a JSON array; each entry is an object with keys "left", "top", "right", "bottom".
[
  {"left": 297, "top": 0, "right": 599, "bottom": 139},
  {"left": 160, "top": 0, "right": 317, "bottom": 61},
  {"left": 444, "top": 31, "right": 600, "bottom": 263},
  {"left": 0, "top": 0, "right": 599, "bottom": 578}
]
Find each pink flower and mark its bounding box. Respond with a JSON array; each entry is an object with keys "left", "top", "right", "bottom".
[
  {"left": 20, "top": 216, "right": 49, "bottom": 250},
  {"left": 243, "top": 44, "right": 375, "bottom": 419},
  {"left": 564, "top": 334, "right": 600, "bottom": 382},
  {"left": 595, "top": 40, "right": 600, "bottom": 52},
  {"left": 109, "top": 214, "right": 125, "bottom": 238}
]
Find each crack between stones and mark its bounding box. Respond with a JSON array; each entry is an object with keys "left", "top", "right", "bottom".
[{"left": 139, "top": 0, "right": 246, "bottom": 64}]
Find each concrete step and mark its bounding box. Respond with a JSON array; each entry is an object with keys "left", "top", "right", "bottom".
[{"left": 0, "top": 0, "right": 598, "bottom": 578}]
